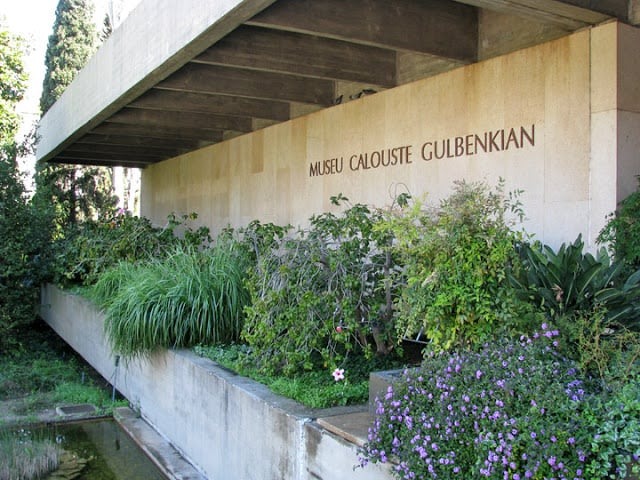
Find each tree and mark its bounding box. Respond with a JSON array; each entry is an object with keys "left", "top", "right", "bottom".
[
  {"left": 40, "top": 0, "right": 97, "bottom": 115},
  {"left": 0, "top": 23, "right": 48, "bottom": 347},
  {"left": 36, "top": 0, "right": 116, "bottom": 229}
]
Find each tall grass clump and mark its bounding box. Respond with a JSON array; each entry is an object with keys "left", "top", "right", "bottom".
[
  {"left": 97, "top": 240, "right": 250, "bottom": 358},
  {"left": 0, "top": 429, "right": 61, "bottom": 480}
]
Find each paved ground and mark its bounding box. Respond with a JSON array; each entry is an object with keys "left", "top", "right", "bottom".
[{"left": 0, "top": 398, "right": 67, "bottom": 426}]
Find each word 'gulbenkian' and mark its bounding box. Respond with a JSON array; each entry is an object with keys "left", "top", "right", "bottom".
[
  {"left": 309, "top": 124, "right": 535, "bottom": 177},
  {"left": 421, "top": 124, "right": 535, "bottom": 161}
]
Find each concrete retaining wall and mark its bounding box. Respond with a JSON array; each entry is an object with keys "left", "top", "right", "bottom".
[{"left": 40, "top": 284, "right": 392, "bottom": 480}]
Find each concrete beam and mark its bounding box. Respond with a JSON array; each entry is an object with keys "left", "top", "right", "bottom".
[
  {"left": 456, "top": 0, "right": 612, "bottom": 28},
  {"left": 36, "top": 0, "right": 277, "bottom": 163},
  {"left": 130, "top": 88, "right": 292, "bottom": 121},
  {"left": 194, "top": 25, "right": 398, "bottom": 87},
  {"left": 157, "top": 63, "right": 336, "bottom": 106},
  {"left": 108, "top": 107, "right": 254, "bottom": 133},
  {"left": 94, "top": 122, "right": 224, "bottom": 143},
  {"left": 247, "top": 0, "right": 478, "bottom": 62}
]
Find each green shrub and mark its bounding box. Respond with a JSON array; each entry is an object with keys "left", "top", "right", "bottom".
[
  {"left": 582, "top": 379, "right": 640, "bottom": 479},
  {"left": 509, "top": 236, "right": 640, "bottom": 382},
  {"left": 599, "top": 178, "right": 640, "bottom": 271},
  {"left": 54, "top": 211, "right": 211, "bottom": 286},
  {"left": 0, "top": 155, "right": 50, "bottom": 349},
  {"left": 385, "top": 180, "right": 526, "bottom": 350},
  {"left": 99, "top": 241, "right": 249, "bottom": 358},
  {"left": 559, "top": 309, "right": 640, "bottom": 385},
  {"left": 242, "top": 196, "right": 401, "bottom": 376}
]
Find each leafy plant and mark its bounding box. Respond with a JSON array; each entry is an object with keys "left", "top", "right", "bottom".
[
  {"left": 561, "top": 309, "right": 640, "bottom": 385},
  {"left": 360, "top": 326, "right": 598, "bottom": 479},
  {"left": 385, "top": 179, "right": 526, "bottom": 351},
  {"left": 0, "top": 321, "right": 124, "bottom": 417},
  {"left": 99, "top": 241, "right": 249, "bottom": 358},
  {"left": 242, "top": 195, "right": 402, "bottom": 376},
  {"left": 582, "top": 379, "right": 640, "bottom": 479},
  {"left": 510, "top": 236, "right": 640, "bottom": 330}
]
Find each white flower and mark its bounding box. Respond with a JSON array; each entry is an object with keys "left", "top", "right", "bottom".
[{"left": 332, "top": 368, "right": 345, "bottom": 382}]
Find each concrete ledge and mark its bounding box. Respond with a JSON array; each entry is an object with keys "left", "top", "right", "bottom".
[
  {"left": 114, "top": 407, "right": 206, "bottom": 480},
  {"left": 40, "top": 284, "right": 392, "bottom": 480},
  {"left": 368, "top": 369, "right": 403, "bottom": 414}
]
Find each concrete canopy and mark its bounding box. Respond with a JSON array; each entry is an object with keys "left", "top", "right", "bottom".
[{"left": 36, "top": 0, "right": 633, "bottom": 168}]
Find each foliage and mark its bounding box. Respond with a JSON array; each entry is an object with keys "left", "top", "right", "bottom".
[
  {"left": 360, "top": 325, "right": 617, "bottom": 480},
  {"left": 0, "top": 158, "right": 41, "bottom": 348},
  {"left": 0, "top": 428, "right": 61, "bottom": 480},
  {"left": 385, "top": 179, "right": 527, "bottom": 351},
  {"left": 558, "top": 309, "right": 640, "bottom": 385},
  {"left": 53, "top": 211, "right": 211, "bottom": 286},
  {"left": 0, "top": 24, "right": 28, "bottom": 152},
  {"left": 34, "top": 162, "right": 117, "bottom": 230},
  {"left": 599, "top": 178, "right": 640, "bottom": 273},
  {"left": 581, "top": 379, "right": 640, "bottom": 479},
  {"left": 0, "top": 23, "right": 50, "bottom": 348},
  {"left": 243, "top": 195, "right": 402, "bottom": 376},
  {"left": 99, "top": 241, "right": 250, "bottom": 358}
]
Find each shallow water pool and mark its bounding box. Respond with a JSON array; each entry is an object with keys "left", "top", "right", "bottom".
[{"left": 41, "top": 419, "right": 166, "bottom": 479}]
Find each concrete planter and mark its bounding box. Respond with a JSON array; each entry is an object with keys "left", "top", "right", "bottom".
[{"left": 40, "top": 284, "right": 392, "bottom": 480}]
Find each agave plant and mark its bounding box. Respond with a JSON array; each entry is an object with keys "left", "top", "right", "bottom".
[{"left": 510, "top": 235, "right": 640, "bottom": 330}]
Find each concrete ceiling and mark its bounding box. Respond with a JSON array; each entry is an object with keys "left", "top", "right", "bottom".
[{"left": 40, "top": 0, "right": 629, "bottom": 168}]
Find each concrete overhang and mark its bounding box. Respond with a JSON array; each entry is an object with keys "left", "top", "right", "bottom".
[{"left": 37, "top": 0, "right": 628, "bottom": 168}]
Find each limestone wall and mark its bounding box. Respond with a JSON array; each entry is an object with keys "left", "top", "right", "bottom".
[{"left": 141, "top": 22, "right": 640, "bottom": 251}]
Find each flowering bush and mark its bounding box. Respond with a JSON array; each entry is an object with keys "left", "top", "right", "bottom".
[{"left": 359, "top": 326, "right": 633, "bottom": 479}]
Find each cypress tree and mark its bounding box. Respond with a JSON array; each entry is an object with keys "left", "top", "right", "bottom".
[
  {"left": 40, "top": 0, "right": 97, "bottom": 115},
  {"left": 37, "top": 0, "right": 116, "bottom": 228}
]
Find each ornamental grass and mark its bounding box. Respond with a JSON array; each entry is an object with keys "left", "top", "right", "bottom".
[{"left": 95, "top": 242, "right": 249, "bottom": 358}]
